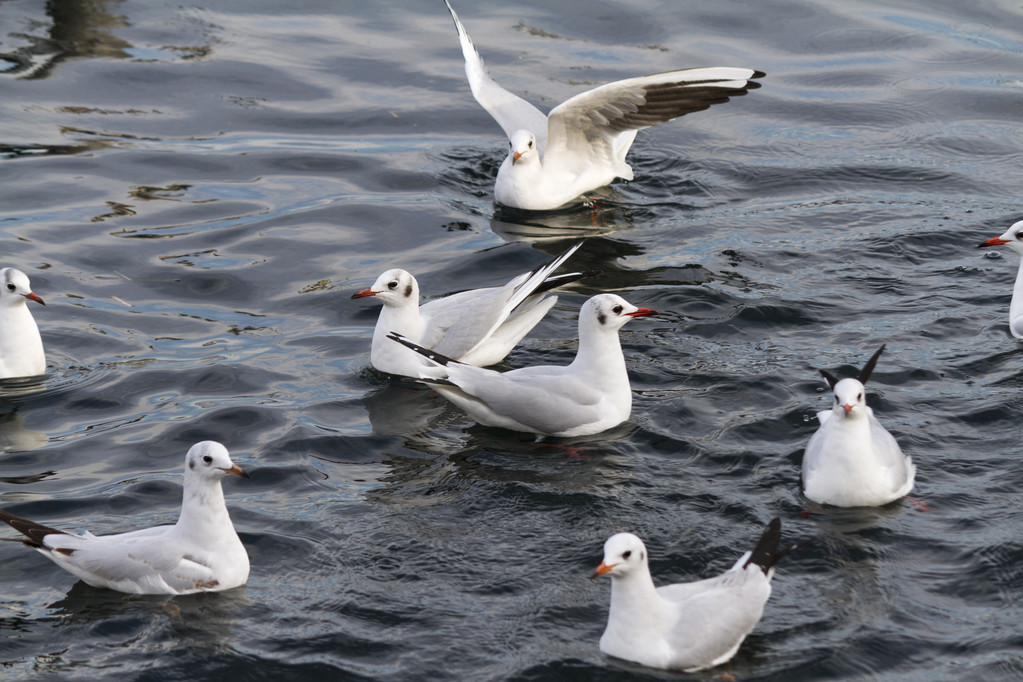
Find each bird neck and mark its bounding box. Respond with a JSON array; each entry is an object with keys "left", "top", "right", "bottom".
[
  {"left": 571, "top": 327, "right": 627, "bottom": 382},
  {"left": 609, "top": 569, "right": 669, "bottom": 624},
  {"left": 1010, "top": 258, "right": 1023, "bottom": 330},
  {"left": 176, "top": 479, "right": 232, "bottom": 539},
  {"left": 373, "top": 301, "right": 423, "bottom": 345}
]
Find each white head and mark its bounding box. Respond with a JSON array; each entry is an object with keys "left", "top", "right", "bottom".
[
  {"left": 351, "top": 269, "right": 420, "bottom": 308},
  {"left": 509, "top": 129, "right": 538, "bottom": 166},
  {"left": 819, "top": 344, "right": 886, "bottom": 420},
  {"left": 0, "top": 268, "right": 45, "bottom": 309},
  {"left": 579, "top": 294, "right": 657, "bottom": 335},
  {"left": 978, "top": 219, "right": 1023, "bottom": 255},
  {"left": 831, "top": 377, "right": 867, "bottom": 418},
  {"left": 592, "top": 532, "right": 649, "bottom": 580},
  {"left": 183, "top": 441, "right": 248, "bottom": 483}
]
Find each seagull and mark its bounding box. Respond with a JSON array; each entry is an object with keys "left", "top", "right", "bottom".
[
  {"left": 978, "top": 219, "right": 1023, "bottom": 338},
  {"left": 0, "top": 441, "right": 250, "bottom": 595},
  {"left": 387, "top": 293, "right": 656, "bottom": 437},
  {"left": 352, "top": 242, "right": 592, "bottom": 378},
  {"left": 802, "top": 345, "right": 915, "bottom": 507},
  {"left": 592, "top": 518, "right": 801, "bottom": 672},
  {"left": 443, "top": 0, "right": 764, "bottom": 211},
  {"left": 0, "top": 267, "right": 46, "bottom": 379}
]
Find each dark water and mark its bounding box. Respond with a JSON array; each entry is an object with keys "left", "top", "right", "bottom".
[{"left": 2, "top": 0, "right": 1023, "bottom": 679}]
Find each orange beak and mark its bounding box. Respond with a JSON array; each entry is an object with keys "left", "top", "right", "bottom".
[
  {"left": 978, "top": 237, "right": 1009, "bottom": 248},
  {"left": 842, "top": 404, "right": 853, "bottom": 414},
  {"left": 24, "top": 292, "right": 44, "bottom": 306},
  {"left": 221, "top": 464, "right": 250, "bottom": 479},
  {"left": 626, "top": 307, "right": 657, "bottom": 318},
  {"left": 513, "top": 151, "right": 522, "bottom": 164},
  {"left": 590, "top": 561, "right": 615, "bottom": 580},
  {"left": 351, "top": 288, "right": 378, "bottom": 299}
]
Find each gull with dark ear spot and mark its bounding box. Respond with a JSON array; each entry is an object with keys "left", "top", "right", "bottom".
[
  {"left": 443, "top": 0, "right": 764, "bottom": 211},
  {"left": 0, "top": 267, "right": 46, "bottom": 379},
  {"left": 803, "top": 345, "right": 915, "bottom": 507},
  {"left": 352, "top": 243, "right": 594, "bottom": 378},
  {"left": 592, "top": 519, "right": 808, "bottom": 672},
  {"left": 977, "top": 219, "right": 1023, "bottom": 338},
  {"left": 387, "top": 293, "right": 656, "bottom": 437},
  {"left": 0, "top": 441, "right": 250, "bottom": 594}
]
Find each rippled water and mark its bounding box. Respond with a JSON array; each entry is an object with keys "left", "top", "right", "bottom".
[{"left": 2, "top": 0, "right": 1023, "bottom": 679}]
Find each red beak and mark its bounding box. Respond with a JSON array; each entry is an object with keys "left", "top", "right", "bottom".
[
  {"left": 978, "top": 237, "right": 1009, "bottom": 248},
  {"left": 626, "top": 307, "right": 657, "bottom": 318},
  {"left": 512, "top": 151, "right": 522, "bottom": 164},
  {"left": 24, "top": 292, "right": 45, "bottom": 306},
  {"left": 351, "top": 288, "right": 378, "bottom": 299},
  {"left": 843, "top": 404, "right": 853, "bottom": 414}
]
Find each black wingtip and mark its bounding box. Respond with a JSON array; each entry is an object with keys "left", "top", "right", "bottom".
[
  {"left": 743, "top": 518, "right": 813, "bottom": 574},
  {"left": 745, "top": 517, "right": 782, "bottom": 573},
  {"left": 857, "top": 344, "right": 887, "bottom": 385},
  {"left": 0, "top": 509, "right": 69, "bottom": 550},
  {"left": 386, "top": 332, "right": 458, "bottom": 367},
  {"left": 533, "top": 270, "right": 601, "bottom": 295},
  {"left": 819, "top": 369, "right": 838, "bottom": 390}
]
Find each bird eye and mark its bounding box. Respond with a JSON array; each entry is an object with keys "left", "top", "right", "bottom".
[
  {"left": 388, "top": 281, "right": 398, "bottom": 289},
  {"left": 1017, "top": 232, "right": 1023, "bottom": 240},
  {"left": 835, "top": 395, "right": 840, "bottom": 403},
  {"left": 622, "top": 550, "right": 632, "bottom": 559},
  {"left": 528, "top": 139, "right": 533, "bottom": 148},
  {"left": 612, "top": 305, "right": 623, "bottom": 314},
  {"left": 857, "top": 393, "right": 863, "bottom": 401},
  {"left": 203, "top": 455, "right": 213, "bottom": 464},
  {"left": 5, "top": 283, "right": 14, "bottom": 292}
]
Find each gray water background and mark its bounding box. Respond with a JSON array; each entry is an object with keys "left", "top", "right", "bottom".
[{"left": 2, "top": 0, "right": 1023, "bottom": 679}]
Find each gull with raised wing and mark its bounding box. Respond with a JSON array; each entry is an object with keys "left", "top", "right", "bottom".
[
  {"left": 353, "top": 242, "right": 592, "bottom": 377},
  {"left": 388, "top": 293, "right": 655, "bottom": 437},
  {"left": 803, "top": 345, "right": 915, "bottom": 507},
  {"left": 0, "top": 441, "right": 250, "bottom": 595},
  {"left": 443, "top": 0, "right": 764, "bottom": 210},
  {"left": 592, "top": 518, "right": 801, "bottom": 672},
  {"left": 0, "top": 267, "right": 45, "bottom": 379},
  {"left": 978, "top": 219, "right": 1023, "bottom": 338}
]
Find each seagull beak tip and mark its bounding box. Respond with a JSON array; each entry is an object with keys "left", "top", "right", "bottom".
[
  {"left": 351, "top": 288, "right": 377, "bottom": 299},
  {"left": 225, "top": 464, "right": 250, "bottom": 479},
  {"left": 25, "top": 293, "right": 45, "bottom": 306}
]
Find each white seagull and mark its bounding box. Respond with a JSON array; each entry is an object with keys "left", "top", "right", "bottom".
[
  {"left": 978, "top": 219, "right": 1023, "bottom": 338},
  {"left": 443, "top": 0, "right": 764, "bottom": 211},
  {"left": 387, "top": 293, "right": 656, "bottom": 437},
  {"left": 0, "top": 267, "right": 46, "bottom": 379},
  {"left": 593, "top": 518, "right": 800, "bottom": 672},
  {"left": 802, "top": 345, "right": 915, "bottom": 507},
  {"left": 0, "top": 441, "right": 250, "bottom": 595},
  {"left": 352, "top": 242, "right": 592, "bottom": 378}
]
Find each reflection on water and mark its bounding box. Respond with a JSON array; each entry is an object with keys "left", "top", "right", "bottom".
[{"left": 2, "top": 0, "right": 129, "bottom": 80}]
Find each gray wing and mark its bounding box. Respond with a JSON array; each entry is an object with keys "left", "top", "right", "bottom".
[
  {"left": 419, "top": 243, "right": 582, "bottom": 360},
  {"left": 446, "top": 364, "right": 606, "bottom": 435},
  {"left": 867, "top": 412, "right": 915, "bottom": 492},
  {"left": 47, "top": 528, "right": 220, "bottom": 593},
  {"left": 544, "top": 67, "right": 762, "bottom": 175},
  {"left": 658, "top": 565, "right": 770, "bottom": 670},
  {"left": 444, "top": 0, "right": 549, "bottom": 152}
]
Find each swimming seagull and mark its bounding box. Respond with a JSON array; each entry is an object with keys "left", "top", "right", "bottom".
[
  {"left": 443, "top": 0, "right": 764, "bottom": 211},
  {"left": 387, "top": 293, "right": 656, "bottom": 437},
  {"left": 352, "top": 242, "right": 592, "bottom": 378},
  {"left": 802, "top": 345, "right": 915, "bottom": 507},
  {"left": 593, "top": 518, "right": 802, "bottom": 672},
  {"left": 0, "top": 441, "right": 250, "bottom": 595},
  {"left": 978, "top": 219, "right": 1023, "bottom": 338},
  {"left": 0, "top": 267, "right": 46, "bottom": 379}
]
